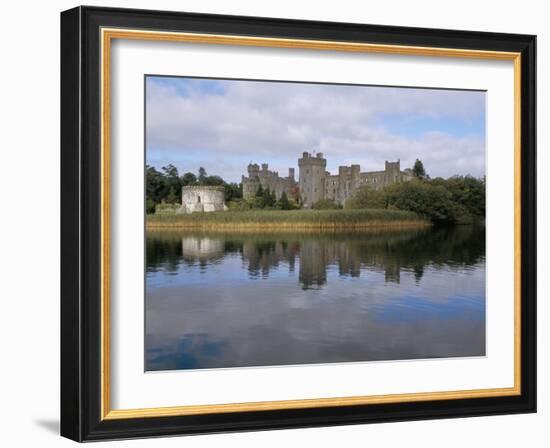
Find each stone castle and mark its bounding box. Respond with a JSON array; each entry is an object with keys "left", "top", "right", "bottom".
[{"left": 242, "top": 152, "right": 414, "bottom": 207}]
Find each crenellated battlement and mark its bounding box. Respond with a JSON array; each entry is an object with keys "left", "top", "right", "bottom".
[{"left": 243, "top": 152, "right": 413, "bottom": 207}]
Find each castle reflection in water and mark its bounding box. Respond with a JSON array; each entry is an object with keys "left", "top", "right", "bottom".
[
  {"left": 146, "top": 225, "right": 486, "bottom": 370},
  {"left": 149, "top": 226, "right": 485, "bottom": 290}
]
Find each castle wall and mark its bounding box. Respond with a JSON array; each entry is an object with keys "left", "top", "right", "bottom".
[
  {"left": 360, "top": 171, "right": 386, "bottom": 191},
  {"left": 324, "top": 174, "right": 339, "bottom": 201},
  {"left": 242, "top": 163, "right": 296, "bottom": 201},
  {"left": 242, "top": 176, "right": 259, "bottom": 199},
  {"left": 242, "top": 155, "right": 413, "bottom": 208}
]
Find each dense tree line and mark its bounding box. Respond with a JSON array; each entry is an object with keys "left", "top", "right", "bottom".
[
  {"left": 228, "top": 184, "right": 299, "bottom": 211},
  {"left": 251, "top": 185, "right": 296, "bottom": 210},
  {"left": 346, "top": 160, "right": 485, "bottom": 224},
  {"left": 145, "top": 164, "right": 242, "bottom": 213}
]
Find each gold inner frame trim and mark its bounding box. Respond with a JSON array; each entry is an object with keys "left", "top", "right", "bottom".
[{"left": 100, "top": 27, "right": 522, "bottom": 421}]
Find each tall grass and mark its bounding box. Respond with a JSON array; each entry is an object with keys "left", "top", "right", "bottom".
[{"left": 146, "top": 209, "right": 429, "bottom": 231}]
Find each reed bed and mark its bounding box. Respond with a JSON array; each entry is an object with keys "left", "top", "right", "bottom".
[{"left": 146, "top": 209, "right": 430, "bottom": 231}]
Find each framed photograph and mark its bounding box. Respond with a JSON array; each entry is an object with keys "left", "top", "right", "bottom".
[{"left": 60, "top": 6, "right": 536, "bottom": 441}]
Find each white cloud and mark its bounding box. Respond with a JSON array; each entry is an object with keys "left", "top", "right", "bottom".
[{"left": 146, "top": 78, "right": 485, "bottom": 181}]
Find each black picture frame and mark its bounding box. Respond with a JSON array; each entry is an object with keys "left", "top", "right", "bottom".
[{"left": 61, "top": 5, "right": 536, "bottom": 442}]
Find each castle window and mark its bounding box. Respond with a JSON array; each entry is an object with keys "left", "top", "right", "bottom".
[{"left": 197, "top": 195, "right": 201, "bottom": 203}]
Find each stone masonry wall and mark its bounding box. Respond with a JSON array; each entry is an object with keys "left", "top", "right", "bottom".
[
  {"left": 177, "top": 186, "right": 227, "bottom": 214},
  {"left": 242, "top": 153, "right": 413, "bottom": 208},
  {"left": 242, "top": 163, "right": 297, "bottom": 201}
]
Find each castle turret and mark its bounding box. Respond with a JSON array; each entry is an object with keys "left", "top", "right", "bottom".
[
  {"left": 338, "top": 166, "right": 350, "bottom": 177},
  {"left": 247, "top": 163, "right": 260, "bottom": 178},
  {"left": 244, "top": 153, "right": 411, "bottom": 209},
  {"left": 384, "top": 160, "right": 401, "bottom": 184},
  {"left": 298, "top": 152, "right": 327, "bottom": 208}
]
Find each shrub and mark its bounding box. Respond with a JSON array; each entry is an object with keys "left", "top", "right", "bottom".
[
  {"left": 384, "top": 180, "right": 462, "bottom": 224},
  {"left": 345, "top": 186, "right": 386, "bottom": 209},
  {"left": 155, "top": 203, "right": 179, "bottom": 215},
  {"left": 344, "top": 175, "right": 485, "bottom": 225},
  {"left": 227, "top": 199, "right": 251, "bottom": 211},
  {"left": 312, "top": 198, "right": 342, "bottom": 209},
  {"left": 276, "top": 192, "right": 294, "bottom": 210},
  {"left": 146, "top": 198, "right": 156, "bottom": 215},
  {"left": 440, "top": 175, "right": 485, "bottom": 218}
]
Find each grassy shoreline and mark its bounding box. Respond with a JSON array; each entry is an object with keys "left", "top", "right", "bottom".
[{"left": 146, "top": 209, "right": 430, "bottom": 231}]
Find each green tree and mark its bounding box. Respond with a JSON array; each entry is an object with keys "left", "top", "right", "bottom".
[
  {"left": 224, "top": 182, "right": 243, "bottom": 202},
  {"left": 163, "top": 189, "right": 177, "bottom": 204},
  {"left": 345, "top": 186, "right": 386, "bottom": 209},
  {"left": 198, "top": 167, "right": 207, "bottom": 184},
  {"left": 276, "top": 191, "right": 292, "bottom": 210},
  {"left": 161, "top": 164, "right": 181, "bottom": 204},
  {"left": 145, "top": 165, "right": 166, "bottom": 210},
  {"left": 255, "top": 183, "right": 264, "bottom": 197},
  {"left": 162, "top": 164, "right": 179, "bottom": 179},
  {"left": 384, "top": 180, "right": 460, "bottom": 224},
  {"left": 412, "top": 159, "right": 427, "bottom": 180},
  {"left": 263, "top": 188, "right": 276, "bottom": 208},
  {"left": 180, "top": 172, "right": 197, "bottom": 186},
  {"left": 441, "top": 175, "right": 485, "bottom": 218},
  {"left": 253, "top": 184, "right": 265, "bottom": 208},
  {"left": 203, "top": 175, "right": 224, "bottom": 186}
]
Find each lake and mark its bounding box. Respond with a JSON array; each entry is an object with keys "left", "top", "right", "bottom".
[{"left": 145, "top": 225, "right": 486, "bottom": 371}]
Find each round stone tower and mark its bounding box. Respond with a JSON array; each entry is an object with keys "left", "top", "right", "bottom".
[
  {"left": 177, "top": 186, "right": 227, "bottom": 214},
  {"left": 298, "top": 152, "right": 327, "bottom": 208}
]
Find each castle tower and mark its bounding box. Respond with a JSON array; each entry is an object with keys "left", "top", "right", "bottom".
[
  {"left": 298, "top": 152, "right": 327, "bottom": 208},
  {"left": 247, "top": 163, "right": 260, "bottom": 179},
  {"left": 384, "top": 160, "right": 401, "bottom": 186},
  {"left": 351, "top": 164, "right": 360, "bottom": 181},
  {"left": 351, "top": 164, "right": 361, "bottom": 192},
  {"left": 242, "top": 163, "right": 261, "bottom": 200}
]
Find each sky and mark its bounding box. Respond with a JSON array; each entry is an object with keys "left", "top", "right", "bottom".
[{"left": 145, "top": 76, "right": 486, "bottom": 183}]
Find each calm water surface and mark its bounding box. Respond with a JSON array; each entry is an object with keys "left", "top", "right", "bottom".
[{"left": 145, "top": 225, "right": 485, "bottom": 371}]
